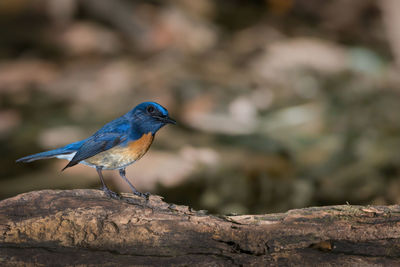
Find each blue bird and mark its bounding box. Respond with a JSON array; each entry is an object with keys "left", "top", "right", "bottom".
[{"left": 16, "top": 102, "right": 176, "bottom": 199}]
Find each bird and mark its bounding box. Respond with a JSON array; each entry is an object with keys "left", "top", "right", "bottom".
[{"left": 16, "top": 102, "right": 176, "bottom": 199}]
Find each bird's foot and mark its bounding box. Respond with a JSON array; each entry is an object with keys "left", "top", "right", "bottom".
[
  {"left": 133, "top": 190, "right": 150, "bottom": 200},
  {"left": 101, "top": 187, "right": 121, "bottom": 200}
]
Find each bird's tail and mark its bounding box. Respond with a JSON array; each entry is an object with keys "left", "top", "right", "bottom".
[{"left": 16, "top": 141, "right": 84, "bottom": 163}]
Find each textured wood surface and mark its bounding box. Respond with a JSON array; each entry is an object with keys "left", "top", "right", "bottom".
[{"left": 1, "top": 189, "right": 400, "bottom": 266}]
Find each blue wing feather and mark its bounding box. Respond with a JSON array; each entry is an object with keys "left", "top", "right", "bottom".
[{"left": 62, "top": 117, "right": 132, "bottom": 170}]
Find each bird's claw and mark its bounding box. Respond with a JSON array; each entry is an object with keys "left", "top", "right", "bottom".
[
  {"left": 133, "top": 191, "right": 150, "bottom": 200},
  {"left": 101, "top": 187, "right": 121, "bottom": 200}
]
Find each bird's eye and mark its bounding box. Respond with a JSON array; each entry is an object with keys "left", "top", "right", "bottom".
[{"left": 147, "top": 106, "right": 155, "bottom": 113}]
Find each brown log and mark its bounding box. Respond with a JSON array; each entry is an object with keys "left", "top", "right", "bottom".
[{"left": 1, "top": 189, "right": 400, "bottom": 266}]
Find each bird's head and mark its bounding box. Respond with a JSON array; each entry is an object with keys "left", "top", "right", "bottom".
[{"left": 129, "top": 102, "right": 176, "bottom": 135}]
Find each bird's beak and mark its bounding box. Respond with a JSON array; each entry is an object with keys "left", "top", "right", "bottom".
[
  {"left": 158, "top": 116, "right": 176, "bottom": 125},
  {"left": 164, "top": 116, "right": 176, "bottom": 125}
]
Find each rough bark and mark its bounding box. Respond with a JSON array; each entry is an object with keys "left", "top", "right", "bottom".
[{"left": 0, "top": 189, "right": 400, "bottom": 266}]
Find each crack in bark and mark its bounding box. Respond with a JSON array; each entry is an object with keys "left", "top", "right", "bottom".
[{"left": 214, "top": 238, "right": 265, "bottom": 256}]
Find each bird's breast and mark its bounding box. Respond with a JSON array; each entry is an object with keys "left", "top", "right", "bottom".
[{"left": 84, "top": 132, "right": 154, "bottom": 170}]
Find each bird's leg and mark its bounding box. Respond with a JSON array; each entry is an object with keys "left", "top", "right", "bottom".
[
  {"left": 96, "top": 167, "right": 120, "bottom": 199},
  {"left": 119, "top": 168, "right": 149, "bottom": 199}
]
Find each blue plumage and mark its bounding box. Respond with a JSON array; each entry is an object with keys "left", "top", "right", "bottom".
[
  {"left": 17, "top": 102, "right": 176, "bottom": 199},
  {"left": 16, "top": 140, "right": 85, "bottom": 163}
]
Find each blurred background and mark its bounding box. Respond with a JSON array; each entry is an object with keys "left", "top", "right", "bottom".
[{"left": 1, "top": 0, "right": 400, "bottom": 215}]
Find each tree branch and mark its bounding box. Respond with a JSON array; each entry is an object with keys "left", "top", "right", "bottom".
[{"left": 1, "top": 190, "right": 400, "bottom": 265}]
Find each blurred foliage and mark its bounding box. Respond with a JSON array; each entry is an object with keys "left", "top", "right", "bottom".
[{"left": 1, "top": 0, "right": 400, "bottom": 215}]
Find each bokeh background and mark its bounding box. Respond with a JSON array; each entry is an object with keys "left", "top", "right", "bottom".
[{"left": 2, "top": 0, "right": 400, "bottom": 215}]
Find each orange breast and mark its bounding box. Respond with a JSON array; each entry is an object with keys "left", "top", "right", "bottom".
[
  {"left": 127, "top": 132, "right": 154, "bottom": 160},
  {"left": 84, "top": 132, "right": 154, "bottom": 170}
]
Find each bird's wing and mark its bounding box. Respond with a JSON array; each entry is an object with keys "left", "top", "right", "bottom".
[
  {"left": 62, "top": 132, "right": 127, "bottom": 170},
  {"left": 62, "top": 118, "right": 131, "bottom": 170}
]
